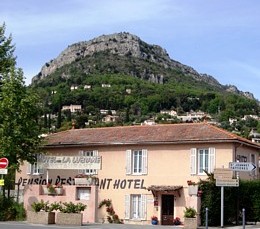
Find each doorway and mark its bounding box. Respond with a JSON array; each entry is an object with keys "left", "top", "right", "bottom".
[{"left": 161, "top": 194, "right": 174, "bottom": 225}]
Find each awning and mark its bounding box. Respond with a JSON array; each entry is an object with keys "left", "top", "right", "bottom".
[{"left": 147, "top": 185, "right": 183, "bottom": 197}]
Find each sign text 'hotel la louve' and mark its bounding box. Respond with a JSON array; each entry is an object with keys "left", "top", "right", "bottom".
[{"left": 38, "top": 155, "right": 101, "bottom": 170}]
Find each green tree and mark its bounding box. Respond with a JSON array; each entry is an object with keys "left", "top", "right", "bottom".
[
  {"left": 0, "top": 26, "right": 43, "bottom": 198},
  {"left": 0, "top": 23, "right": 16, "bottom": 75},
  {"left": 0, "top": 68, "right": 43, "bottom": 171}
]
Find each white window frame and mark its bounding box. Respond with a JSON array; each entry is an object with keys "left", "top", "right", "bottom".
[
  {"left": 125, "top": 194, "right": 146, "bottom": 220},
  {"left": 190, "top": 147, "right": 215, "bottom": 175},
  {"left": 27, "top": 154, "right": 44, "bottom": 175},
  {"left": 27, "top": 161, "right": 44, "bottom": 176},
  {"left": 126, "top": 149, "right": 147, "bottom": 175},
  {"left": 198, "top": 148, "right": 209, "bottom": 175},
  {"left": 78, "top": 150, "right": 98, "bottom": 175}
]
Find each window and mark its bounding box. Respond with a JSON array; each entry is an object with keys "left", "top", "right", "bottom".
[
  {"left": 190, "top": 148, "right": 215, "bottom": 175},
  {"left": 27, "top": 154, "right": 44, "bottom": 175},
  {"left": 76, "top": 187, "right": 91, "bottom": 200},
  {"left": 78, "top": 150, "right": 98, "bottom": 175},
  {"left": 125, "top": 194, "right": 146, "bottom": 220},
  {"left": 126, "top": 149, "right": 147, "bottom": 175},
  {"left": 198, "top": 149, "right": 209, "bottom": 174}
]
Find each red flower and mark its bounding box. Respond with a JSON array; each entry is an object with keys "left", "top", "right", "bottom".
[{"left": 151, "top": 216, "right": 158, "bottom": 221}]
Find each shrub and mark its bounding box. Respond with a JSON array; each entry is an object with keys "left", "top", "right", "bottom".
[
  {"left": 184, "top": 207, "right": 196, "bottom": 218},
  {"left": 99, "top": 199, "right": 123, "bottom": 224},
  {"left": 0, "top": 197, "right": 26, "bottom": 221},
  {"left": 59, "top": 202, "right": 86, "bottom": 213},
  {"left": 31, "top": 200, "right": 50, "bottom": 212}
]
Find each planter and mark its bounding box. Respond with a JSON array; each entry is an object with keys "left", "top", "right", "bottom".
[
  {"left": 27, "top": 211, "right": 55, "bottom": 224},
  {"left": 74, "top": 177, "right": 93, "bottom": 185},
  {"left": 42, "top": 186, "right": 49, "bottom": 195},
  {"left": 55, "top": 187, "right": 63, "bottom": 195},
  {"left": 56, "top": 212, "right": 82, "bottom": 226},
  {"left": 188, "top": 185, "right": 198, "bottom": 195},
  {"left": 184, "top": 217, "right": 198, "bottom": 229},
  {"left": 151, "top": 220, "right": 158, "bottom": 225}
]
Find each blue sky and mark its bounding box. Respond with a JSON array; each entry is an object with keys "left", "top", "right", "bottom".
[{"left": 1, "top": 0, "right": 260, "bottom": 100}]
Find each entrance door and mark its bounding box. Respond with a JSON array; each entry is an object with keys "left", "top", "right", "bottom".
[{"left": 161, "top": 194, "right": 174, "bottom": 225}]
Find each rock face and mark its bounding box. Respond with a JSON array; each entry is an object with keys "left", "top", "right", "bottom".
[
  {"left": 32, "top": 32, "right": 255, "bottom": 99},
  {"left": 33, "top": 32, "right": 216, "bottom": 85},
  {"left": 35, "top": 32, "right": 175, "bottom": 79}
]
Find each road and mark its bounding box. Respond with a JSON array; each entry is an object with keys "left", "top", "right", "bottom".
[{"left": 0, "top": 221, "right": 259, "bottom": 229}]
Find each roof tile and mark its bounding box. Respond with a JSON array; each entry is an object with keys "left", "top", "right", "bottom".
[{"left": 45, "top": 123, "right": 260, "bottom": 149}]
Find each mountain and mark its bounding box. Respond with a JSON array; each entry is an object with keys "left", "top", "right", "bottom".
[{"left": 32, "top": 32, "right": 254, "bottom": 100}]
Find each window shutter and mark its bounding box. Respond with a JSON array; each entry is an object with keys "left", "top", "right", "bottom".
[
  {"left": 190, "top": 148, "right": 197, "bottom": 175},
  {"left": 209, "top": 148, "right": 216, "bottom": 173},
  {"left": 93, "top": 150, "right": 98, "bottom": 175},
  {"left": 79, "top": 150, "right": 84, "bottom": 156},
  {"left": 27, "top": 163, "right": 32, "bottom": 174},
  {"left": 37, "top": 154, "right": 44, "bottom": 174},
  {"left": 126, "top": 150, "right": 132, "bottom": 175},
  {"left": 141, "top": 194, "right": 147, "bottom": 220},
  {"left": 93, "top": 150, "right": 98, "bottom": 156},
  {"left": 124, "top": 194, "right": 130, "bottom": 219},
  {"left": 78, "top": 150, "right": 84, "bottom": 174},
  {"left": 38, "top": 164, "right": 44, "bottom": 174},
  {"left": 142, "top": 149, "right": 147, "bottom": 174}
]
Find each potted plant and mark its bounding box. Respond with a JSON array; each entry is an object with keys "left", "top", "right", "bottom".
[
  {"left": 173, "top": 216, "right": 182, "bottom": 225},
  {"left": 47, "top": 183, "right": 56, "bottom": 195},
  {"left": 74, "top": 174, "right": 95, "bottom": 185},
  {"left": 184, "top": 207, "right": 197, "bottom": 229},
  {"left": 56, "top": 201, "right": 87, "bottom": 226},
  {"left": 55, "top": 182, "right": 63, "bottom": 195},
  {"left": 27, "top": 200, "right": 55, "bottom": 224},
  {"left": 151, "top": 215, "right": 158, "bottom": 225}
]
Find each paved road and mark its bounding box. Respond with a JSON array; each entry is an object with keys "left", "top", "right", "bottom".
[{"left": 0, "top": 221, "right": 259, "bottom": 229}]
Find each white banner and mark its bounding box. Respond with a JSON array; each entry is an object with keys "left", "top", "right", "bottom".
[{"left": 38, "top": 155, "right": 101, "bottom": 170}]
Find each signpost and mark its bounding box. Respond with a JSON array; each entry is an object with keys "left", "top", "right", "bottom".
[
  {"left": 0, "top": 169, "right": 8, "bottom": 175},
  {"left": 0, "top": 158, "right": 8, "bottom": 187},
  {"left": 216, "top": 179, "right": 239, "bottom": 187},
  {"left": 214, "top": 168, "right": 233, "bottom": 180},
  {"left": 0, "top": 158, "right": 8, "bottom": 169},
  {"left": 229, "top": 162, "right": 256, "bottom": 172},
  {"left": 214, "top": 168, "right": 239, "bottom": 228}
]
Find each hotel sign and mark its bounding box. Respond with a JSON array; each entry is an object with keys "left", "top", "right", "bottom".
[{"left": 38, "top": 155, "right": 101, "bottom": 170}]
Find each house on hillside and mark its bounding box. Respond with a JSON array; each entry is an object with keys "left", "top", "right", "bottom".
[
  {"left": 61, "top": 104, "right": 82, "bottom": 113},
  {"left": 102, "top": 115, "right": 119, "bottom": 123},
  {"left": 16, "top": 123, "right": 260, "bottom": 225}
]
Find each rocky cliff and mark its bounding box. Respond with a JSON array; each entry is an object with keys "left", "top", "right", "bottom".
[{"left": 32, "top": 32, "right": 254, "bottom": 99}]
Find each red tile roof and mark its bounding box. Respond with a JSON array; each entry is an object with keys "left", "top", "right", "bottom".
[{"left": 45, "top": 123, "right": 260, "bottom": 149}]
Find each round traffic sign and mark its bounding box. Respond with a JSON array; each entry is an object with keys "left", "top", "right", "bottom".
[{"left": 0, "top": 158, "right": 9, "bottom": 169}]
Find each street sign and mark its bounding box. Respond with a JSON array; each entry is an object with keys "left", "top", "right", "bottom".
[
  {"left": 0, "top": 179, "right": 4, "bottom": 186},
  {"left": 214, "top": 168, "right": 233, "bottom": 180},
  {"left": 0, "top": 169, "right": 7, "bottom": 175},
  {"left": 0, "top": 158, "right": 8, "bottom": 169},
  {"left": 216, "top": 179, "right": 239, "bottom": 187},
  {"left": 229, "top": 162, "right": 256, "bottom": 172}
]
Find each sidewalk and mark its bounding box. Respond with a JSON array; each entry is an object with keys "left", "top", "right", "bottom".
[{"left": 198, "top": 222, "right": 260, "bottom": 228}]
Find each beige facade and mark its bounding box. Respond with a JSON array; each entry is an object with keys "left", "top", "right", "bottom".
[{"left": 16, "top": 123, "right": 260, "bottom": 225}]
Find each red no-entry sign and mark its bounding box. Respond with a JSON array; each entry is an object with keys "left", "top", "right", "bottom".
[{"left": 0, "top": 158, "right": 9, "bottom": 169}]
